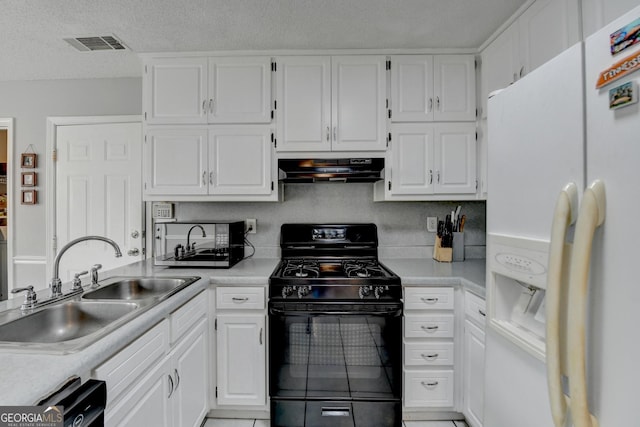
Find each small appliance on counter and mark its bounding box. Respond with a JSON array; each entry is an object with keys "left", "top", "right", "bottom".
[{"left": 154, "top": 220, "right": 244, "bottom": 268}]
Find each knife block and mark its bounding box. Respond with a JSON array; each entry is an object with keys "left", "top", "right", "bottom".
[
  {"left": 433, "top": 236, "right": 453, "bottom": 262},
  {"left": 452, "top": 232, "right": 465, "bottom": 262}
]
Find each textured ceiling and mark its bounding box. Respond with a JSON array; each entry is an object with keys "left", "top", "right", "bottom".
[{"left": 0, "top": 0, "right": 527, "bottom": 81}]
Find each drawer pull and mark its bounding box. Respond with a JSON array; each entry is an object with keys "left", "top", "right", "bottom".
[
  {"left": 421, "top": 325, "right": 439, "bottom": 332},
  {"left": 421, "top": 297, "right": 439, "bottom": 303},
  {"left": 478, "top": 309, "right": 486, "bottom": 317},
  {"left": 232, "top": 297, "right": 249, "bottom": 303},
  {"left": 421, "top": 353, "right": 439, "bottom": 360},
  {"left": 421, "top": 381, "right": 439, "bottom": 387}
]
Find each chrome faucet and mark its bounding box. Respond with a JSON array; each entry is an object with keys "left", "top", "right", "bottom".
[
  {"left": 50, "top": 236, "right": 122, "bottom": 297},
  {"left": 186, "top": 225, "right": 206, "bottom": 252}
]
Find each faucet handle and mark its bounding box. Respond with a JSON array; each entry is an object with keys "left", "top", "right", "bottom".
[
  {"left": 72, "top": 271, "right": 89, "bottom": 291},
  {"left": 12, "top": 286, "right": 37, "bottom": 310},
  {"left": 90, "top": 264, "right": 103, "bottom": 286}
]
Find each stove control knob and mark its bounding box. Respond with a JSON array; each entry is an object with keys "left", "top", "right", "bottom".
[
  {"left": 281, "top": 286, "right": 294, "bottom": 298},
  {"left": 297, "top": 285, "right": 311, "bottom": 298},
  {"left": 374, "top": 285, "right": 389, "bottom": 299},
  {"left": 358, "top": 286, "right": 372, "bottom": 299}
]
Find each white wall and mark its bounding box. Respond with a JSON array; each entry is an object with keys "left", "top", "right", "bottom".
[
  {"left": 0, "top": 77, "right": 141, "bottom": 287},
  {"left": 581, "top": 0, "right": 640, "bottom": 38}
]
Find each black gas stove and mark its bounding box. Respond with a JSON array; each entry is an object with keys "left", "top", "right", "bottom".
[
  {"left": 269, "top": 224, "right": 402, "bottom": 302},
  {"left": 268, "top": 224, "right": 403, "bottom": 427}
]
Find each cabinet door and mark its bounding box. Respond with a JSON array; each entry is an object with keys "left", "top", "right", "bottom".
[
  {"left": 518, "top": 0, "right": 581, "bottom": 76},
  {"left": 216, "top": 314, "right": 266, "bottom": 406},
  {"left": 276, "top": 56, "right": 332, "bottom": 151},
  {"left": 464, "top": 319, "right": 485, "bottom": 427},
  {"left": 331, "top": 56, "right": 387, "bottom": 151},
  {"left": 144, "top": 58, "right": 208, "bottom": 124},
  {"left": 105, "top": 357, "right": 172, "bottom": 427},
  {"left": 434, "top": 55, "right": 476, "bottom": 121},
  {"left": 480, "top": 22, "right": 520, "bottom": 118},
  {"left": 172, "top": 318, "right": 209, "bottom": 427},
  {"left": 434, "top": 123, "right": 477, "bottom": 194},
  {"left": 389, "top": 124, "right": 435, "bottom": 195},
  {"left": 390, "top": 55, "right": 434, "bottom": 122},
  {"left": 144, "top": 128, "right": 208, "bottom": 196},
  {"left": 208, "top": 57, "right": 272, "bottom": 123},
  {"left": 208, "top": 126, "right": 273, "bottom": 195}
]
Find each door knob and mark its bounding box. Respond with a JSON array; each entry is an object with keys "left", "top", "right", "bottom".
[{"left": 128, "top": 248, "right": 140, "bottom": 256}]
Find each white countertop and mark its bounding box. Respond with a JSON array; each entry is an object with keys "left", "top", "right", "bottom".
[{"left": 0, "top": 256, "right": 484, "bottom": 405}]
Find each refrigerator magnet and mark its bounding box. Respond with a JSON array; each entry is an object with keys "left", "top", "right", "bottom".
[
  {"left": 596, "top": 50, "right": 640, "bottom": 88},
  {"left": 610, "top": 17, "right": 640, "bottom": 55},
  {"left": 609, "top": 81, "right": 638, "bottom": 110}
]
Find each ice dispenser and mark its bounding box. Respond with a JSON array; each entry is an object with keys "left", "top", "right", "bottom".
[{"left": 487, "top": 234, "right": 550, "bottom": 361}]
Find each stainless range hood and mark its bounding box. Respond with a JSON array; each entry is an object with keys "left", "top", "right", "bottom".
[{"left": 278, "top": 158, "right": 384, "bottom": 183}]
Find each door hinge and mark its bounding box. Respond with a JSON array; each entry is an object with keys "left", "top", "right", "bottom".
[
  {"left": 52, "top": 149, "right": 57, "bottom": 162},
  {"left": 388, "top": 181, "right": 392, "bottom": 191},
  {"left": 271, "top": 181, "right": 274, "bottom": 191}
]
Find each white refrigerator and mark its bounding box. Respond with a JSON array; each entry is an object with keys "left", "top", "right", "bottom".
[{"left": 485, "top": 4, "right": 640, "bottom": 427}]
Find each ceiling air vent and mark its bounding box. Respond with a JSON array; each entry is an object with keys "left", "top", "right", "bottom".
[{"left": 64, "top": 34, "right": 128, "bottom": 52}]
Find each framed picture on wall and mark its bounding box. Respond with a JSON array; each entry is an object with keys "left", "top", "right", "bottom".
[
  {"left": 21, "top": 190, "right": 37, "bottom": 205},
  {"left": 21, "top": 153, "right": 37, "bottom": 168},
  {"left": 21, "top": 172, "right": 37, "bottom": 187}
]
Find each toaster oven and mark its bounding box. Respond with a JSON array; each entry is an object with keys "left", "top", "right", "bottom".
[{"left": 154, "top": 220, "right": 244, "bottom": 268}]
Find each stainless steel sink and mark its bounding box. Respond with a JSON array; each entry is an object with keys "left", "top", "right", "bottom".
[
  {"left": 0, "top": 301, "right": 138, "bottom": 350},
  {"left": 82, "top": 276, "right": 200, "bottom": 301}
]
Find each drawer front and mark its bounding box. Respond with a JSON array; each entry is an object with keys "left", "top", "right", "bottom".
[
  {"left": 171, "top": 290, "right": 207, "bottom": 344},
  {"left": 405, "top": 287, "right": 455, "bottom": 311},
  {"left": 404, "top": 369, "right": 455, "bottom": 407},
  {"left": 465, "top": 291, "right": 486, "bottom": 328},
  {"left": 93, "top": 319, "right": 169, "bottom": 406},
  {"left": 216, "top": 286, "right": 265, "bottom": 310},
  {"left": 405, "top": 314, "right": 455, "bottom": 338},
  {"left": 404, "top": 341, "right": 455, "bottom": 366}
]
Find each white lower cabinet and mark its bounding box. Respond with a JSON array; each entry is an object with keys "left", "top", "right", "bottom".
[
  {"left": 462, "top": 291, "right": 486, "bottom": 427},
  {"left": 214, "top": 286, "right": 267, "bottom": 409},
  {"left": 403, "top": 286, "right": 457, "bottom": 412},
  {"left": 95, "top": 291, "right": 209, "bottom": 427}
]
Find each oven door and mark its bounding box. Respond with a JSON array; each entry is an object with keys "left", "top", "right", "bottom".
[{"left": 269, "top": 302, "right": 402, "bottom": 427}]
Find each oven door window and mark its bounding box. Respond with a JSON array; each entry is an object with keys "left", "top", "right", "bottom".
[{"left": 270, "top": 312, "right": 402, "bottom": 400}]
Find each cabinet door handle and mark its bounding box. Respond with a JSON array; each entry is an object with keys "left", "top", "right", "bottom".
[
  {"left": 232, "top": 297, "right": 248, "bottom": 303},
  {"left": 259, "top": 327, "right": 263, "bottom": 345},
  {"left": 167, "top": 374, "right": 175, "bottom": 398},
  {"left": 333, "top": 127, "right": 337, "bottom": 141},
  {"left": 519, "top": 66, "right": 525, "bottom": 78},
  {"left": 429, "top": 170, "right": 433, "bottom": 184},
  {"left": 174, "top": 369, "right": 180, "bottom": 390},
  {"left": 478, "top": 309, "right": 486, "bottom": 317},
  {"left": 202, "top": 171, "right": 207, "bottom": 186},
  {"left": 437, "top": 170, "right": 440, "bottom": 183},
  {"left": 421, "top": 353, "right": 439, "bottom": 360},
  {"left": 429, "top": 98, "right": 433, "bottom": 112},
  {"left": 421, "top": 325, "right": 439, "bottom": 332},
  {"left": 436, "top": 96, "right": 440, "bottom": 110},
  {"left": 209, "top": 172, "right": 214, "bottom": 185},
  {"left": 326, "top": 126, "right": 330, "bottom": 142},
  {"left": 421, "top": 297, "right": 439, "bottom": 303},
  {"left": 209, "top": 98, "right": 214, "bottom": 113},
  {"left": 421, "top": 381, "right": 439, "bottom": 387},
  {"left": 202, "top": 100, "right": 207, "bottom": 114}
]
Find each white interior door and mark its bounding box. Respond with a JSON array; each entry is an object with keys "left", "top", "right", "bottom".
[{"left": 55, "top": 121, "right": 142, "bottom": 282}]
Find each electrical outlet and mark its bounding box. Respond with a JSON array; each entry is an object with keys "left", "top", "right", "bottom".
[
  {"left": 245, "top": 218, "right": 257, "bottom": 234},
  {"left": 427, "top": 217, "right": 438, "bottom": 232}
]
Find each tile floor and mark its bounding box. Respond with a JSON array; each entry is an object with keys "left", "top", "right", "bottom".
[{"left": 204, "top": 418, "right": 468, "bottom": 427}]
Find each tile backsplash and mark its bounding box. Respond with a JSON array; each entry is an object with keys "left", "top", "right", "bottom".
[{"left": 173, "top": 183, "right": 486, "bottom": 259}]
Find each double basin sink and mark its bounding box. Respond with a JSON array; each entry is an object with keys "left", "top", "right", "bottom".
[{"left": 0, "top": 276, "right": 200, "bottom": 353}]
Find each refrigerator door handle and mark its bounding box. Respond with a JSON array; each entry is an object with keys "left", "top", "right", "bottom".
[
  {"left": 567, "top": 179, "right": 605, "bottom": 427},
  {"left": 545, "top": 182, "right": 578, "bottom": 427}
]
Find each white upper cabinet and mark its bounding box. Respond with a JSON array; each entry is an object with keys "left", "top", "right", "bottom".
[
  {"left": 208, "top": 57, "right": 272, "bottom": 123},
  {"left": 332, "top": 56, "right": 387, "bottom": 151},
  {"left": 390, "top": 55, "right": 476, "bottom": 122},
  {"left": 143, "top": 56, "right": 272, "bottom": 125},
  {"left": 382, "top": 123, "right": 477, "bottom": 198},
  {"left": 275, "top": 55, "right": 387, "bottom": 152},
  {"left": 480, "top": 0, "right": 580, "bottom": 117},
  {"left": 143, "top": 126, "right": 277, "bottom": 201},
  {"left": 275, "top": 56, "right": 332, "bottom": 151},
  {"left": 144, "top": 58, "right": 208, "bottom": 125}
]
